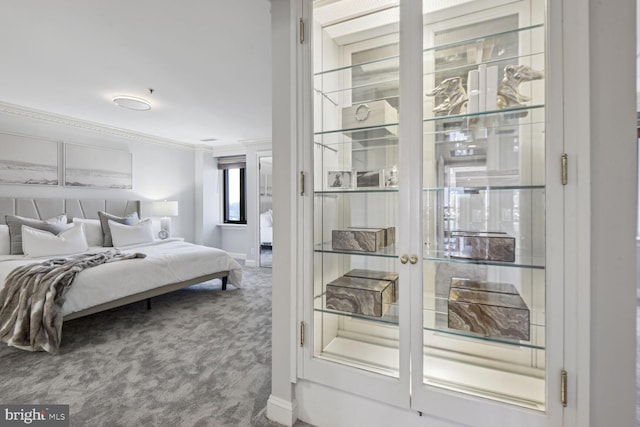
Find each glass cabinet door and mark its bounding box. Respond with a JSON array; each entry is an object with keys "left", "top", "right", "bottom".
[
  {"left": 417, "top": 0, "right": 548, "bottom": 412},
  {"left": 312, "top": 1, "right": 402, "bottom": 378},
  {"left": 306, "top": 0, "right": 558, "bottom": 422}
]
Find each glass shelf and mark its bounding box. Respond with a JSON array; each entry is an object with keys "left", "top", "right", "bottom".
[
  {"left": 315, "top": 122, "right": 399, "bottom": 137},
  {"left": 313, "top": 306, "right": 400, "bottom": 326},
  {"left": 314, "top": 244, "right": 544, "bottom": 269},
  {"left": 314, "top": 243, "right": 399, "bottom": 259},
  {"left": 314, "top": 24, "right": 544, "bottom": 76},
  {"left": 315, "top": 134, "right": 399, "bottom": 150},
  {"left": 423, "top": 104, "right": 544, "bottom": 124},
  {"left": 423, "top": 24, "right": 543, "bottom": 55},
  {"left": 312, "top": 300, "right": 544, "bottom": 350},
  {"left": 423, "top": 250, "right": 545, "bottom": 269},
  {"left": 423, "top": 185, "right": 545, "bottom": 192},
  {"left": 315, "top": 188, "right": 399, "bottom": 195},
  {"left": 423, "top": 325, "right": 544, "bottom": 350},
  {"left": 424, "top": 114, "right": 545, "bottom": 136},
  {"left": 314, "top": 104, "right": 543, "bottom": 137},
  {"left": 423, "top": 52, "right": 544, "bottom": 81}
]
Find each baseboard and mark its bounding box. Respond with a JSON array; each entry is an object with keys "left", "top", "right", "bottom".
[
  {"left": 295, "top": 380, "right": 462, "bottom": 427},
  {"left": 266, "top": 395, "right": 297, "bottom": 426},
  {"left": 228, "top": 252, "right": 246, "bottom": 260}
]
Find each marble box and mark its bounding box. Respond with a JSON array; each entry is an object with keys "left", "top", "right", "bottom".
[
  {"left": 348, "top": 226, "right": 395, "bottom": 247},
  {"left": 447, "top": 278, "right": 530, "bottom": 341},
  {"left": 344, "top": 269, "right": 399, "bottom": 302},
  {"left": 332, "top": 228, "right": 385, "bottom": 252},
  {"left": 450, "top": 232, "right": 516, "bottom": 262},
  {"left": 326, "top": 276, "right": 394, "bottom": 317}
]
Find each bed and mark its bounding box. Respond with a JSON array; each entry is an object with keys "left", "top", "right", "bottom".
[{"left": 0, "top": 197, "right": 242, "bottom": 351}]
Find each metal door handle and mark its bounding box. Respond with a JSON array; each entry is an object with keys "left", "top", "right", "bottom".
[
  {"left": 400, "top": 254, "right": 409, "bottom": 264},
  {"left": 409, "top": 255, "right": 418, "bottom": 264}
]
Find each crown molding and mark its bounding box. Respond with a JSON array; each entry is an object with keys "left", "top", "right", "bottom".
[
  {"left": 0, "top": 101, "right": 202, "bottom": 151},
  {"left": 238, "top": 137, "right": 272, "bottom": 148}
]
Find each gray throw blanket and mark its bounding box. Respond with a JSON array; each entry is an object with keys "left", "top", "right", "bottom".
[{"left": 0, "top": 250, "right": 146, "bottom": 353}]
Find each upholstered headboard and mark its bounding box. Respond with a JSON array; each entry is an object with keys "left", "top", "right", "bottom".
[{"left": 0, "top": 198, "right": 140, "bottom": 224}]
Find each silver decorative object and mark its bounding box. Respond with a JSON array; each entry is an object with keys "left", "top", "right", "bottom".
[
  {"left": 496, "top": 64, "right": 544, "bottom": 109},
  {"left": 426, "top": 77, "right": 468, "bottom": 115}
]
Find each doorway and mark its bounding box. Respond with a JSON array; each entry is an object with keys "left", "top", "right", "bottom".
[{"left": 258, "top": 155, "right": 273, "bottom": 267}]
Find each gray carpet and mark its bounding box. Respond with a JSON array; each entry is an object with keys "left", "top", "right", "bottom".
[
  {"left": 260, "top": 247, "right": 272, "bottom": 268},
  {"left": 0, "top": 263, "right": 278, "bottom": 427}
]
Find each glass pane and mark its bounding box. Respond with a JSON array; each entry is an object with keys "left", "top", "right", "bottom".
[
  {"left": 313, "top": 0, "right": 401, "bottom": 378},
  {"left": 227, "top": 168, "right": 240, "bottom": 221},
  {"left": 421, "top": 0, "right": 547, "bottom": 410}
]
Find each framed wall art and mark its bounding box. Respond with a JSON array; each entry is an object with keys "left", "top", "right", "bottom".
[
  {"left": 64, "top": 143, "right": 132, "bottom": 189},
  {"left": 0, "top": 133, "right": 58, "bottom": 186}
]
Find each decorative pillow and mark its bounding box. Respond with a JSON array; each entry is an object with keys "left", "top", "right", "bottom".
[
  {"left": 72, "top": 218, "right": 104, "bottom": 247},
  {"left": 21, "top": 223, "right": 88, "bottom": 258},
  {"left": 0, "top": 224, "right": 9, "bottom": 255},
  {"left": 5, "top": 214, "right": 69, "bottom": 255},
  {"left": 98, "top": 211, "right": 139, "bottom": 247},
  {"left": 108, "top": 218, "right": 154, "bottom": 247}
]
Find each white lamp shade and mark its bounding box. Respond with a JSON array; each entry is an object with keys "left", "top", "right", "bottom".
[{"left": 151, "top": 201, "right": 179, "bottom": 217}]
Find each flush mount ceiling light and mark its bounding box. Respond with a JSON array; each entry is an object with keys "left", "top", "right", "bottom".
[{"left": 113, "top": 96, "right": 151, "bottom": 111}]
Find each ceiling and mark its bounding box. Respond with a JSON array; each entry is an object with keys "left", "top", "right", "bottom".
[{"left": 0, "top": 1, "right": 272, "bottom": 148}]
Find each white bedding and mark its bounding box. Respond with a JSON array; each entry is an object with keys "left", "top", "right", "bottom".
[{"left": 0, "top": 239, "right": 242, "bottom": 317}]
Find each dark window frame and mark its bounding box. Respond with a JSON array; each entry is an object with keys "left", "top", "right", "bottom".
[{"left": 223, "top": 167, "right": 247, "bottom": 224}]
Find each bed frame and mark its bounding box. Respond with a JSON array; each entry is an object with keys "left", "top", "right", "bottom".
[
  {"left": 64, "top": 272, "right": 228, "bottom": 321},
  {"left": 0, "top": 197, "right": 231, "bottom": 321}
]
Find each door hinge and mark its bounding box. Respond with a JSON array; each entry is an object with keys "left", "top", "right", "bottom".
[
  {"left": 561, "top": 153, "right": 568, "bottom": 185},
  {"left": 561, "top": 369, "right": 568, "bottom": 407},
  {"left": 299, "top": 321, "right": 305, "bottom": 347},
  {"left": 300, "top": 171, "right": 305, "bottom": 196},
  {"left": 299, "top": 18, "right": 305, "bottom": 44}
]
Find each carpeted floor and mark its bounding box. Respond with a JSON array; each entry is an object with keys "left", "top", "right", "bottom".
[
  {"left": 0, "top": 262, "right": 280, "bottom": 426},
  {"left": 260, "top": 247, "right": 272, "bottom": 268}
]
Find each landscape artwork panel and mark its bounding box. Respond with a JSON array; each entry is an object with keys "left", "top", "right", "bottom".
[
  {"left": 0, "top": 134, "right": 58, "bottom": 186},
  {"left": 64, "top": 144, "right": 132, "bottom": 189}
]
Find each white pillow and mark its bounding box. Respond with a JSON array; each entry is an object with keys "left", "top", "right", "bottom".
[
  {"left": 72, "top": 218, "right": 104, "bottom": 246},
  {"left": 22, "top": 223, "right": 89, "bottom": 258},
  {"left": 108, "top": 218, "right": 154, "bottom": 247},
  {"left": 0, "top": 224, "right": 9, "bottom": 255}
]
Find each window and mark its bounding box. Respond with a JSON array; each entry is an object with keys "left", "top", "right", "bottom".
[
  {"left": 223, "top": 167, "right": 246, "bottom": 223},
  {"left": 218, "top": 155, "right": 247, "bottom": 224}
]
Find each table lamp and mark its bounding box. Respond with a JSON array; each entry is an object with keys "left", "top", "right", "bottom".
[{"left": 151, "top": 200, "right": 179, "bottom": 239}]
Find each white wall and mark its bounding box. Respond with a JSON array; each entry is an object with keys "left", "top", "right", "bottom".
[
  {"left": 267, "top": 0, "right": 299, "bottom": 425},
  {"left": 0, "top": 110, "right": 197, "bottom": 241},
  {"left": 194, "top": 149, "right": 222, "bottom": 248},
  {"left": 585, "top": 0, "right": 636, "bottom": 425}
]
